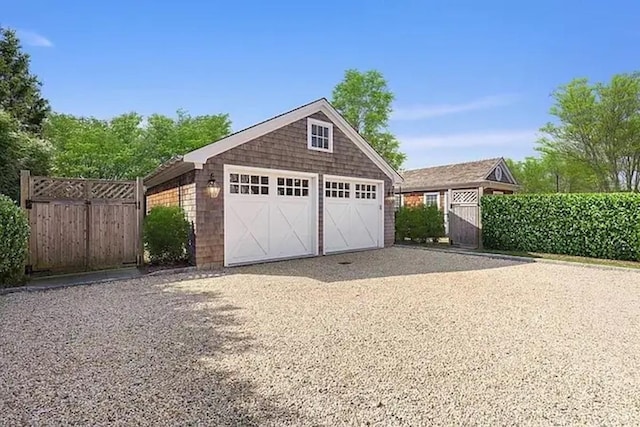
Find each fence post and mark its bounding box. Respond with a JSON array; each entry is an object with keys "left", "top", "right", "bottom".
[
  {"left": 136, "top": 177, "right": 144, "bottom": 266},
  {"left": 20, "top": 170, "right": 31, "bottom": 273},
  {"left": 84, "top": 180, "right": 92, "bottom": 269},
  {"left": 20, "top": 170, "right": 30, "bottom": 210}
]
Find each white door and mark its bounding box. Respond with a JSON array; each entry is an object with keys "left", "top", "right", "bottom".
[
  {"left": 224, "top": 166, "right": 317, "bottom": 266},
  {"left": 323, "top": 176, "right": 383, "bottom": 253}
]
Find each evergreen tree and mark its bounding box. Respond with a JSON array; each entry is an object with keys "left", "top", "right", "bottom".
[{"left": 0, "top": 27, "right": 50, "bottom": 134}]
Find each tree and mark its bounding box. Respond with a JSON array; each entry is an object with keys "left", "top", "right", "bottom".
[
  {"left": 506, "top": 154, "right": 598, "bottom": 193},
  {"left": 540, "top": 73, "right": 640, "bottom": 192},
  {"left": 332, "top": 69, "right": 406, "bottom": 169},
  {"left": 141, "top": 109, "right": 231, "bottom": 173},
  {"left": 0, "top": 27, "right": 50, "bottom": 134},
  {"left": 46, "top": 111, "right": 231, "bottom": 179},
  {"left": 0, "top": 110, "right": 51, "bottom": 199}
]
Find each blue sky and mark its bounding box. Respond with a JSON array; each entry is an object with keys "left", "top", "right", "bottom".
[{"left": 5, "top": 0, "right": 640, "bottom": 169}]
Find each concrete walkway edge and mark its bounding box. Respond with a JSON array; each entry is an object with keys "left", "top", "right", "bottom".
[{"left": 0, "top": 265, "right": 207, "bottom": 296}]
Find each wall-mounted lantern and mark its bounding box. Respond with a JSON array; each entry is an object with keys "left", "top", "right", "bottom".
[
  {"left": 385, "top": 186, "right": 396, "bottom": 202},
  {"left": 206, "top": 173, "right": 221, "bottom": 199}
]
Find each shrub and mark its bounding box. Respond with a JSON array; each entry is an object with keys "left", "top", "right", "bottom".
[
  {"left": 481, "top": 193, "right": 640, "bottom": 261},
  {"left": 0, "top": 194, "right": 30, "bottom": 287},
  {"left": 395, "top": 204, "right": 446, "bottom": 243},
  {"left": 143, "top": 206, "right": 191, "bottom": 264}
]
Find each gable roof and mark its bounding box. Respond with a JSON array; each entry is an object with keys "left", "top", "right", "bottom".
[
  {"left": 145, "top": 98, "right": 403, "bottom": 187},
  {"left": 399, "top": 157, "right": 518, "bottom": 192}
]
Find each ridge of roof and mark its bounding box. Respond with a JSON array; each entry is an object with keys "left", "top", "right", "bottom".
[
  {"left": 403, "top": 157, "right": 503, "bottom": 174},
  {"left": 400, "top": 157, "right": 514, "bottom": 190}
]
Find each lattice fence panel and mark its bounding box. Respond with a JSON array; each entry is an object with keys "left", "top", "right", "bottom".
[
  {"left": 451, "top": 189, "right": 478, "bottom": 205},
  {"left": 23, "top": 172, "right": 143, "bottom": 274},
  {"left": 91, "top": 181, "right": 136, "bottom": 200},
  {"left": 32, "top": 177, "right": 85, "bottom": 199}
]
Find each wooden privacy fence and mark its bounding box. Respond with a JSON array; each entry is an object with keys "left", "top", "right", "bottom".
[
  {"left": 20, "top": 171, "right": 144, "bottom": 274},
  {"left": 448, "top": 188, "right": 480, "bottom": 248}
]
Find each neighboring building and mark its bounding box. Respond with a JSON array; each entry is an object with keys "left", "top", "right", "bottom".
[
  {"left": 395, "top": 158, "right": 518, "bottom": 237},
  {"left": 145, "top": 98, "right": 403, "bottom": 268}
]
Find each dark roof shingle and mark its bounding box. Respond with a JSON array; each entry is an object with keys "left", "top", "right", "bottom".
[{"left": 400, "top": 158, "right": 503, "bottom": 191}]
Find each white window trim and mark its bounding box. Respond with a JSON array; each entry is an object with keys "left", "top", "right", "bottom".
[
  {"left": 495, "top": 166, "right": 503, "bottom": 181},
  {"left": 307, "top": 118, "right": 333, "bottom": 153},
  {"left": 423, "top": 192, "right": 440, "bottom": 209}
]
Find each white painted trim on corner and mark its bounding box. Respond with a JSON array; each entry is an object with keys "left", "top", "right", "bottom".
[
  {"left": 315, "top": 173, "right": 321, "bottom": 257},
  {"left": 182, "top": 99, "right": 403, "bottom": 184},
  {"left": 223, "top": 164, "right": 230, "bottom": 268},
  {"left": 380, "top": 180, "right": 385, "bottom": 249},
  {"left": 307, "top": 118, "right": 333, "bottom": 153}
]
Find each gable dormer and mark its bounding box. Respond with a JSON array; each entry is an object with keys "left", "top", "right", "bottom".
[{"left": 485, "top": 159, "right": 517, "bottom": 185}]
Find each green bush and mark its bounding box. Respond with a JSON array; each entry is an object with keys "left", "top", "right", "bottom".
[
  {"left": 395, "top": 204, "right": 446, "bottom": 243},
  {"left": 143, "top": 206, "right": 191, "bottom": 264},
  {"left": 0, "top": 194, "right": 30, "bottom": 287},
  {"left": 481, "top": 193, "right": 640, "bottom": 261}
]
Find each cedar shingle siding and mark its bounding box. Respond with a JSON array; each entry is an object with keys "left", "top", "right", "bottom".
[
  {"left": 147, "top": 112, "right": 394, "bottom": 268},
  {"left": 146, "top": 171, "right": 197, "bottom": 227}
]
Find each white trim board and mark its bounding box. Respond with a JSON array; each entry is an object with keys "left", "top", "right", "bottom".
[{"left": 183, "top": 99, "right": 403, "bottom": 184}]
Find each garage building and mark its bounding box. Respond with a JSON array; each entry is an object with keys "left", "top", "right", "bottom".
[{"left": 145, "top": 98, "right": 403, "bottom": 268}]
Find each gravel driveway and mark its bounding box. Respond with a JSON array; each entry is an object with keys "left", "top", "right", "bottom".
[{"left": 2, "top": 247, "right": 640, "bottom": 426}]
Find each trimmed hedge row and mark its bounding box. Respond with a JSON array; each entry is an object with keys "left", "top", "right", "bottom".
[
  {"left": 395, "top": 204, "right": 446, "bottom": 243},
  {"left": 0, "top": 194, "right": 30, "bottom": 287},
  {"left": 481, "top": 193, "right": 640, "bottom": 261}
]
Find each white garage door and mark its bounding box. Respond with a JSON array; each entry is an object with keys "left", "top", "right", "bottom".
[
  {"left": 323, "top": 175, "right": 384, "bottom": 254},
  {"left": 224, "top": 166, "right": 317, "bottom": 266}
]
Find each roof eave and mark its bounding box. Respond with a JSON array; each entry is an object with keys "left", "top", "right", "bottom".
[
  {"left": 144, "top": 159, "right": 202, "bottom": 188},
  {"left": 182, "top": 98, "right": 403, "bottom": 184},
  {"left": 396, "top": 180, "right": 519, "bottom": 193}
]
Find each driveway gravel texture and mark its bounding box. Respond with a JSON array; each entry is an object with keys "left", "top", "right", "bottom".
[{"left": 2, "top": 247, "right": 640, "bottom": 426}]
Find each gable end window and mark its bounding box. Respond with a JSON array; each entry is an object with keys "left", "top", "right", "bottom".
[
  {"left": 495, "top": 166, "right": 503, "bottom": 181},
  {"left": 307, "top": 118, "right": 333, "bottom": 153}
]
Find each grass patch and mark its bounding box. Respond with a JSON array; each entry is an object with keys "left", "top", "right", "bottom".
[
  {"left": 478, "top": 249, "right": 640, "bottom": 270},
  {"left": 397, "top": 241, "right": 640, "bottom": 270}
]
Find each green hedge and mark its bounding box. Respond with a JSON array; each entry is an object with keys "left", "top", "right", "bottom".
[
  {"left": 143, "top": 206, "right": 191, "bottom": 265},
  {"left": 0, "top": 194, "right": 30, "bottom": 287},
  {"left": 481, "top": 193, "right": 640, "bottom": 261},
  {"left": 396, "top": 205, "right": 445, "bottom": 243}
]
